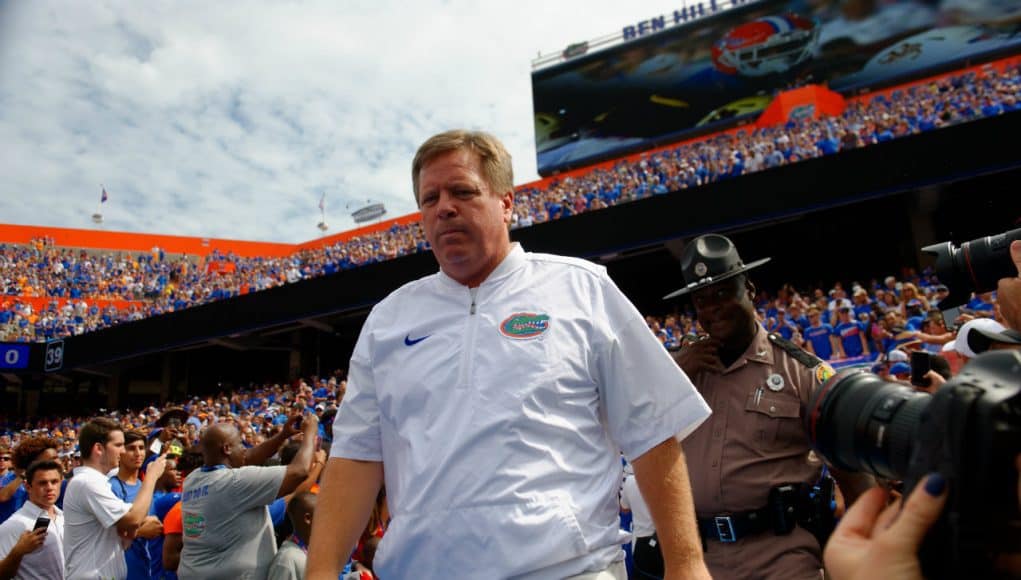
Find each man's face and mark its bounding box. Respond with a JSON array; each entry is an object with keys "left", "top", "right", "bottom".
[
  {"left": 27, "top": 469, "right": 61, "bottom": 509},
  {"left": 0, "top": 451, "right": 10, "bottom": 473},
  {"left": 101, "top": 430, "right": 125, "bottom": 472},
  {"left": 691, "top": 277, "right": 753, "bottom": 344},
  {"left": 883, "top": 312, "right": 900, "bottom": 329},
  {"left": 418, "top": 148, "right": 513, "bottom": 287},
  {"left": 120, "top": 439, "right": 146, "bottom": 471},
  {"left": 160, "top": 459, "right": 182, "bottom": 489}
]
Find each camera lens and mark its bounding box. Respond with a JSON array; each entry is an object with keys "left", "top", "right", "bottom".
[
  {"left": 922, "top": 227, "right": 1021, "bottom": 311},
  {"left": 805, "top": 369, "right": 930, "bottom": 480}
]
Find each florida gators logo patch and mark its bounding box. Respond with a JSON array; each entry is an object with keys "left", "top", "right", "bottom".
[
  {"left": 815, "top": 362, "right": 835, "bottom": 384},
  {"left": 500, "top": 313, "right": 550, "bottom": 339}
]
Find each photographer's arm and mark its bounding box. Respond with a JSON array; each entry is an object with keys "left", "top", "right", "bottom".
[
  {"left": 276, "top": 415, "right": 318, "bottom": 498},
  {"left": 243, "top": 414, "right": 302, "bottom": 467}
]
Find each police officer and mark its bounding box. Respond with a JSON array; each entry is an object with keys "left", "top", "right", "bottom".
[{"left": 665, "top": 234, "right": 872, "bottom": 580}]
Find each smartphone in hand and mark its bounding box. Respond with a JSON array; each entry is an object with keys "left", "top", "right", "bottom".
[
  {"left": 33, "top": 514, "right": 50, "bottom": 531},
  {"left": 910, "top": 350, "right": 932, "bottom": 387}
]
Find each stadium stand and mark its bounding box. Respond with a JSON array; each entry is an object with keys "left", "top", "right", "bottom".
[{"left": 2, "top": 60, "right": 1018, "bottom": 343}]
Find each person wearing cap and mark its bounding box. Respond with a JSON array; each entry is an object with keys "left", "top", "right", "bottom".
[
  {"left": 665, "top": 233, "right": 873, "bottom": 579},
  {"left": 942, "top": 318, "right": 1021, "bottom": 361},
  {"left": 308, "top": 130, "right": 712, "bottom": 580}
]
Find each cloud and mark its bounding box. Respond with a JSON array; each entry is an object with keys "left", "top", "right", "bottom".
[{"left": 0, "top": 0, "right": 684, "bottom": 242}]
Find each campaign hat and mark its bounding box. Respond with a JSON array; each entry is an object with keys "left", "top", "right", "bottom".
[{"left": 664, "top": 234, "right": 770, "bottom": 299}]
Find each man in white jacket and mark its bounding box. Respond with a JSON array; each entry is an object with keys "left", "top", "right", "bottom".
[{"left": 308, "top": 130, "right": 712, "bottom": 580}]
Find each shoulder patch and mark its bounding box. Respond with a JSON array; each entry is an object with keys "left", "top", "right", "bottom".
[
  {"left": 768, "top": 332, "right": 823, "bottom": 369},
  {"left": 815, "top": 362, "right": 836, "bottom": 384}
]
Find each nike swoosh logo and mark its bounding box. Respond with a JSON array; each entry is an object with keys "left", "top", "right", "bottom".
[{"left": 404, "top": 334, "right": 429, "bottom": 346}]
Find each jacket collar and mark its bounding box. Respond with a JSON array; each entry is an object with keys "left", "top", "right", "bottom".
[{"left": 437, "top": 243, "right": 526, "bottom": 290}]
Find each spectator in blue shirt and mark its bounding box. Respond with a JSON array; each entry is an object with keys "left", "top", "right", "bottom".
[
  {"left": 803, "top": 307, "right": 838, "bottom": 361},
  {"left": 834, "top": 306, "right": 869, "bottom": 359}
]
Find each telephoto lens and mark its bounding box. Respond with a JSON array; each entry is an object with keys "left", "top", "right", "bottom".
[
  {"left": 805, "top": 351, "right": 1021, "bottom": 578},
  {"left": 804, "top": 369, "right": 929, "bottom": 480},
  {"left": 922, "top": 227, "right": 1021, "bottom": 311}
]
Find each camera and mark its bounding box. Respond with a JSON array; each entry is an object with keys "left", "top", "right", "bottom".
[
  {"left": 923, "top": 228, "right": 1021, "bottom": 322},
  {"left": 805, "top": 350, "right": 1021, "bottom": 579}
]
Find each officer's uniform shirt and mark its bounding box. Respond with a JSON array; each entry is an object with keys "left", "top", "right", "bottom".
[
  {"left": 681, "top": 325, "right": 828, "bottom": 580},
  {"left": 332, "top": 243, "right": 711, "bottom": 580}
]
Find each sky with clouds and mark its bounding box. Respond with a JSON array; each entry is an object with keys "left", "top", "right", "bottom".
[{"left": 0, "top": 0, "right": 692, "bottom": 243}]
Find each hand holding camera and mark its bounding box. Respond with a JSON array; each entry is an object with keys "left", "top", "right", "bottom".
[
  {"left": 816, "top": 229, "right": 1021, "bottom": 578},
  {"left": 826, "top": 474, "right": 949, "bottom": 580}
]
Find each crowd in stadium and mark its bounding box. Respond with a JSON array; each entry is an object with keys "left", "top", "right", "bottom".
[
  {"left": 645, "top": 270, "right": 996, "bottom": 363},
  {"left": 1, "top": 64, "right": 1018, "bottom": 343},
  {"left": 0, "top": 262, "right": 1011, "bottom": 578}
]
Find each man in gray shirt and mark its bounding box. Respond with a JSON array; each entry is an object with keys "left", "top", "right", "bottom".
[{"left": 178, "top": 414, "right": 318, "bottom": 580}]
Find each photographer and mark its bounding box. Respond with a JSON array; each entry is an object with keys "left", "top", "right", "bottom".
[{"left": 823, "top": 237, "right": 1021, "bottom": 578}]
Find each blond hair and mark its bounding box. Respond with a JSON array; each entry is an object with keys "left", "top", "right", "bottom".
[{"left": 411, "top": 130, "right": 513, "bottom": 204}]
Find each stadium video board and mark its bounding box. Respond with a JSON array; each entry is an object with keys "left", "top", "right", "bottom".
[{"left": 531, "top": 0, "right": 1021, "bottom": 176}]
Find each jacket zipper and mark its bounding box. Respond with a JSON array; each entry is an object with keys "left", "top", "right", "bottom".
[{"left": 459, "top": 287, "right": 480, "bottom": 387}]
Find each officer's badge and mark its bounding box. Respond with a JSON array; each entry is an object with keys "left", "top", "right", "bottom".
[
  {"left": 815, "top": 362, "right": 836, "bottom": 384},
  {"left": 694, "top": 262, "right": 708, "bottom": 277},
  {"left": 766, "top": 373, "right": 785, "bottom": 392}
]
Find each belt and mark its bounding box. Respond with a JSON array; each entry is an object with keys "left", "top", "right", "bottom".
[{"left": 697, "top": 507, "right": 772, "bottom": 543}]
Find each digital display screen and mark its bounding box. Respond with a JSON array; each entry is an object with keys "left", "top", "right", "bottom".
[{"left": 531, "top": 0, "right": 1021, "bottom": 175}]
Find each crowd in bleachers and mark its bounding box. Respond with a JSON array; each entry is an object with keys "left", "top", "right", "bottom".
[
  {"left": 0, "top": 372, "right": 347, "bottom": 472},
  {"left": 1, "top": 266, "right": 1002, "bottom": 444},
  {"left": 644, "top": 268, "right": 1000, "bottom": 374},
  {"left": 2, "top": 64, "right": 1017, "bottom": 343},
  {"left": 0, "top": 371, "right": 360, "bottom": 579}
]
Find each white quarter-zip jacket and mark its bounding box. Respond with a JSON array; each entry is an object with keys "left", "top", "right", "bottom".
[{"left": 332, "top": 244, "right": 710, "bottom": 579}]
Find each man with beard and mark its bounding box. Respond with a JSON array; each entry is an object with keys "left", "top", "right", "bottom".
[{"left": 667, "top": 234, "right": 872, "bottom": 579}]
